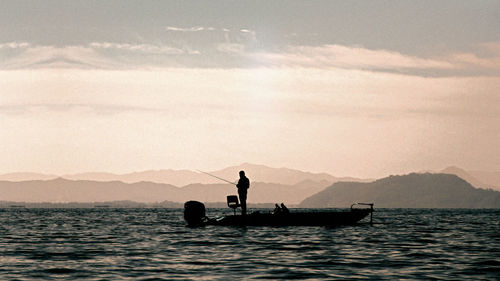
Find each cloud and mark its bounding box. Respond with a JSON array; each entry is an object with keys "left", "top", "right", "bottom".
[
  {"left": 238, "top": 29, "right": 257, "bottom": 42},
  {"left": 1, "top": 45, "right": 118, "bottom": 69},
  {"left": 0, "top": 43, "right": 201, "bottom": 69},
  {"left": 1, "top": 40, "right": 500, "bottom": 77},
  {"left": 0, "top": 42, "right": 30, "bottom": 49},
  {"left": 247, "top": 43, "right": 500, "bottom": 76},
  {"left": 164, "top": 26, "right": 257, "bottom": 44},
  {"left": 448, "top": 42, "right": 500, "bottom": 70},
  {"left": 252, "top": 44, "right": 455, "bottom": 70},
  {"left": 166, "top": 26, "right": 216, "bottom": 32},
  {"left": 216, "top": 43, "right": 245, "bottom": 54},
  {"left": 89, "top": 42, "right": 199, "bottom": 55}
]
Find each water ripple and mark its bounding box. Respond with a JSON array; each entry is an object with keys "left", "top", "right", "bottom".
[{"left": 0, "top": 208, "right": 499, "bottom": 280}]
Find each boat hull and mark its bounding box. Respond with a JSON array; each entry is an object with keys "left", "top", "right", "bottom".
[{"left": 206, "top": 209, "right": 371, "bottom": 226}]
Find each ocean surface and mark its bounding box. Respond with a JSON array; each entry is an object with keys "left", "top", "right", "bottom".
[{"left": 0, "top": 208, "right": 498, "bottom": 280}]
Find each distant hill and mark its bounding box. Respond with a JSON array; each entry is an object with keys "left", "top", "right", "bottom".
[
  {"left": 0, "top": 200, "right": 276, "bottom": 209},
  {"left": 1, "top": 163, "right": 369, "bottom": 187},
  {"left": 62, "top": 163, "right": 360, "bottom": 186},
  {"left": 468, "top": 170, "right": 500, "bottom": 191},
  {"left": 208, "top": 163, "right": 366, "bottom": 185},
  {"left": 0, "top": 172, "right": 57, "bottom": 181},
  {"left": 440, "top": 166, "right": 491, "bottom": 190},
  {"left": 0, "top": 177, "right": 328, "bottom": 204},
  {"left": 299, "top": 173, "right": 500, "bottom": 208},
  {"left": 62, "top": 170, "right": 205, "bottom": 187},
  {"left": 0, "top": 178, "right": 180, "bottom": 203},
  {"left": 0, "top": 200, "right": 183, "bottom": 208},
  {"left": 425, "top": 166, "right": 500, "bottom": 191},
  {"left": 180, "top": 180, "right": 327, "bottom": 204}
]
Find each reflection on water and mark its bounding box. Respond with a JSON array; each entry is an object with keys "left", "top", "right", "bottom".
[{"left": 0, "top": 208, "right": 498, "bottom": 280}]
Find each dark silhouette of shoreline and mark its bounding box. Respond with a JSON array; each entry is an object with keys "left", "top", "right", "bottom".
[
  {"left": 0, "top": 201, "right": 277, "bottom": 209},
  {"left": 300, "top": 173, "right": 500, "bottom": 208}
]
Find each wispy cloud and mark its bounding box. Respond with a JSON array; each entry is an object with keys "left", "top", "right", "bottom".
[
  {"left": 1, "top": 40, "right": 500, "bottom": 77},
  {"left": 89, "top": 42, "right": 199, "bottom": 55},
  {"left": 164, "top": 26, "right": 254, "bottom": 33},
  {"left": 238, "top": 29, "right": 257, "bottom": 43},
  {"left": 1, "top": 45, "right": 117, "bottom": 69},
  {"left": 247, "top": 43, "right": 500, "bottom": 77},
  {"left": 448, "top": 42, "right": 500, "bottom": 70},
  {"left": 164, "top": 26, "right": 257, "bottom": 42},
  {"left": 166, "top": 26, "right": 216, "bottom": 32},
  {"left": 0, "top": 42, "right": 202, "bottom": 69},
  {"left": 0, "top": 42, "right": 30, "bottom": 49},
  {"left": 253, "top": 44, "right": 455, "bottom": 70},
  {"left": 216, "top": 43, "right": 245, "bottom": 55}
]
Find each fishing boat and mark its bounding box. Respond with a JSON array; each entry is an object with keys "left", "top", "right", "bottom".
[{"left": 184, "top": 196, "right": 374, "bottom": 227}]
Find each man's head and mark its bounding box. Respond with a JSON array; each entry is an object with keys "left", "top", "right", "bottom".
[{"left": 239, "top": 170, "right": 245, "bottom": 177}]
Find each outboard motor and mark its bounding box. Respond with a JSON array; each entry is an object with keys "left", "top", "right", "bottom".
[{"left": 184, "top": 201, "right": 206, "bottom": 226}]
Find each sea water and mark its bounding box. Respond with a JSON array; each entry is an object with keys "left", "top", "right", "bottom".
[{"left": 0, "top": 208, "right": 498, "bottom": 280}]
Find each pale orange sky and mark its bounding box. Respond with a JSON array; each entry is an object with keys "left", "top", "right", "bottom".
[{"left": 1, "top": 1, "right": 500, "bottom": 178}]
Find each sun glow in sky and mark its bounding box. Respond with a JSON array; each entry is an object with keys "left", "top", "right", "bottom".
[{"left": 1, "top": 1, "right": 500, "bottom": 178}]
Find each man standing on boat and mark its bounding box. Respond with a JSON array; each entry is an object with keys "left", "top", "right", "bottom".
[{"left": 236, "top": 170, "right": 250, "bottom": 216}]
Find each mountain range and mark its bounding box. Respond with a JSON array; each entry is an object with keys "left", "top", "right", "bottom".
[
  {"left": 0, "top": 163, "right": 364, "bottom": 186},
  {"left": 440, "top": 166, "right": 500, "bottom": 191},
  {"left": 0, "top": 177, "right": 328, "bottom": 205},
  {"left": 0, "top": 164, "right": 499, "bottom": 207},
  {"left": 1, "top": 164, "right": 498, "bottom": 191},
  {"left": 299, "top": 173, "right": 500, "bottom": 208}
]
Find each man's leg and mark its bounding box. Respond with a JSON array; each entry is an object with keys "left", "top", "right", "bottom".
[{"left": 239, "top": 193, "right": 247, "bottom": 215}]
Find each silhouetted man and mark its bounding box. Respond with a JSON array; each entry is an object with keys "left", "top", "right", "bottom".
[{"left": 236, "top": 170, "right": 250, "bottom": 215}]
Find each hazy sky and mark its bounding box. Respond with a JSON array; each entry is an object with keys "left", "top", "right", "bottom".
[{"left": 1, "top": 0, "right": 500, "bottom": 178}]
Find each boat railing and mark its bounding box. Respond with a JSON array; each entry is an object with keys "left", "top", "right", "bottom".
[{"left": 350, "top": 203, "right": 374, "bottom": 225}]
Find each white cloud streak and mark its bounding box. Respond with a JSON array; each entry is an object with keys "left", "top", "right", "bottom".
[
  {"left": 0, "top": 42, "right": 30, "bottom": 49},
  {"left": 0, "top": 43, "right": 201, "bottom": 69},
  {"left": 1, "top": 45, "right": 118, "bottom": 69},
  {"left": 165, "top": 26, "right": 216, "bottom": 32},
  {"left": 1, "top": 41, "right": 500, "bottom": 76},
  {"left": 89, "top": 42, "right": 199, "bottom": 55},
  {"left": 254, "top": 45, "right": 455, "bottom": 70},
  {"left": 216, "top": 43, "right": 245, "bottom": 54},
  {"left": 449, "top": 42, "right": 500, "bottom": 70}
]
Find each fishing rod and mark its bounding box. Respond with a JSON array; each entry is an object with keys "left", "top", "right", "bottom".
[{"left": 197, "top": 170, "right": 236, "bottom": 185}]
